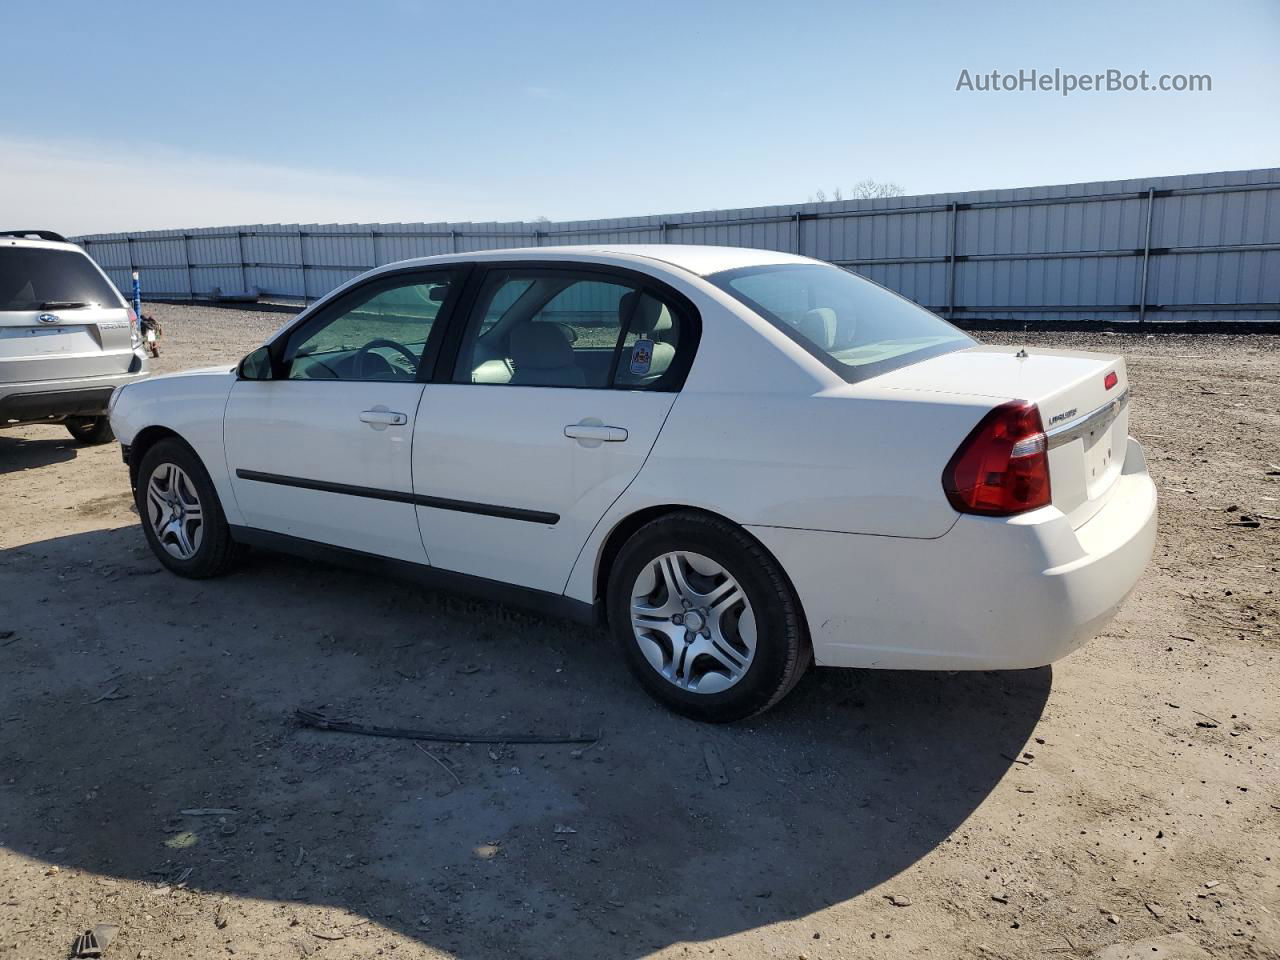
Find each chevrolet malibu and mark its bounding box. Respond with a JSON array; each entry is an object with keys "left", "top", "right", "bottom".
[{"left": 109, "top": 246, "right": 1157, "bottom": 721}]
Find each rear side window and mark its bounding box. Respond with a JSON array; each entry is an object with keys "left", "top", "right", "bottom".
[
  {"left": 453, "top": 269, "right": 688, "bottom": 390},
  {"left": 0, "top": 248, "right": 122, "bottom": 311},
  {"left": 709, "top": 263, "right": 973, "bottom": 383}
]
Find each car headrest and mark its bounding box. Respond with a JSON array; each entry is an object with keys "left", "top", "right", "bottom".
[
  {"left": 620, "top": 291, "right": 673, "bottom": 337},
  {"left": 798, "top": 307, "right": 837, "bottom": 350},
  {"left": 509, "top": 323, "right": 574, "bottom": 370}
]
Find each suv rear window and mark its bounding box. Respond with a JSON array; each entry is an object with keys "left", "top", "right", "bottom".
[
  {"left": 709, "top": 263, "right": 973, "bottom": 384},
  {"left": 0, "top": 247, "right": 122, "bottom": 311}
]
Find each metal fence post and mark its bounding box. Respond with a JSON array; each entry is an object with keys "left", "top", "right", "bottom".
[
  {"left": 124, "top": 236, "right": 135, "bottom": 296},
  {"left": 235, "top": 231, "right": 248, "bottom": 297},
  {"left": 945, "top": 202, "right": 959, "bottom": 320},
  {"left": 1137, "top": 188, "right": 1155, "bottom": 328},
  {"left": 794, "top": 212, "right": 803, "bottom": 257},
  {"left": 182, "top": 233, "right": 194, "bottom": 299},
  {"left": 295, "top": 228, "right": 306, "bottom": 304}
]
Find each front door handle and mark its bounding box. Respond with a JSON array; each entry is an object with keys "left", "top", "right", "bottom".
[
  {"left": 564, "top": 423, "right": 628, "bottom": 443},
  {"left": 359, "top": 408, "right": 408, "bottom": 429}
]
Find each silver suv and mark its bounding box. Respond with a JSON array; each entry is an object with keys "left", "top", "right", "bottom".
[{"left": 1, "top": 230, "right": 149, "bottom": 444}]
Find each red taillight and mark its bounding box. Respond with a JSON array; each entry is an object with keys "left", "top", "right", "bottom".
[
  {"left": 1104, "top": 371, "right": 1118, "bottom": 390},
  {"left": 942, "top": 401, "right": 1051, "bottom": 516},
  {"left": 127, "top": 306, "right": 141, "bottom": 343}
]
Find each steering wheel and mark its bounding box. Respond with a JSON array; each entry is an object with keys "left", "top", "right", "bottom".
[{"left": 354, "top": 338, "right": 419, "bottom": 379}]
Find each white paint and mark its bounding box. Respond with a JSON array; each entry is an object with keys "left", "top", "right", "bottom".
[{"left": 110, "top": 246, "right": 1158, "bottom": 673}]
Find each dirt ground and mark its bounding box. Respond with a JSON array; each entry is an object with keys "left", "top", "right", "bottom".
[{"left": 1, "top": 304, "right": 1277, "bottom": 960}]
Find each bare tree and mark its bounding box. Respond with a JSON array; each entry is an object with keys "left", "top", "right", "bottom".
[{"left": 810, "top": 179, "right": 904, "bottom": 202}]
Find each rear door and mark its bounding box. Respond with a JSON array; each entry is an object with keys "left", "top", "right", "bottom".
[
  {"left": 0, "top": 243, "right": 134, "bottom": 387},
  {"left": 223, "top": 268, "right": 464, "bottom": 563},
  {"left": 411, "top": 264, "right": 697, "bottom": 594}
]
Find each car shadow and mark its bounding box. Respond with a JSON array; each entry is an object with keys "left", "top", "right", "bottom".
[
  {"left": 0, "top": 525, "right": 1051, "bottom": 959},
  {"left": 0, "top": 429, "right": 78, "bottom": 474}
]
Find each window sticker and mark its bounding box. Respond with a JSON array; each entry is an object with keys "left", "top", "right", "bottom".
[{"left": 630, "top": 338, "right": 654, "bottom": 376}]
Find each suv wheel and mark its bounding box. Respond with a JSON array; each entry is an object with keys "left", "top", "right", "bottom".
[
  {"left": 65, "top": 416, "right": 114, "bottom": 445},
  {"left": 135, "top": 438, "right": 241, "bottom": 578},
  {"left": 607, "top": 511, "right": 811, "bottom": 722}
]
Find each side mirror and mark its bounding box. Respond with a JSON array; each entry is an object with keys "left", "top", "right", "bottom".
[{"left": 238, "top": 345, "right": 274, "bottom": 380}]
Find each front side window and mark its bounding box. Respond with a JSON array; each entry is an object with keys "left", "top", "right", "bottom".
[
  {"left": 709, "top": 264, "right": 973, "bottom": 383},
  {"left": 455, "top": 270, "right": 685, "bottom": 389},
  {"left": 283, "top": 273, "right": 456, "bottom": 381}
]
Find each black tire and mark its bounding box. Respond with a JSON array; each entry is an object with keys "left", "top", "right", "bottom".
[
  {"left": 135, "top": 437, "right": 242, "bottom": 578},
  {"left": 65, "top": 416, "right": 114, "bottom": 445},
  {"left": 607, "top": 511, "right": 811, "bottom": 722}
]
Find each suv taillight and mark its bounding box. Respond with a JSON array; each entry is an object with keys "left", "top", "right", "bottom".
[
  {"left": 127, "top": 306, "right": 142, "bottom": 347},
  {"left": 942, "top": 401, "right": 1051, "bottom": 516}
]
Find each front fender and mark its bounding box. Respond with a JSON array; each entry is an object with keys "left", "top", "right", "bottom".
[{"left": 110, "top": 368, "right": 242, "bottom": 525}]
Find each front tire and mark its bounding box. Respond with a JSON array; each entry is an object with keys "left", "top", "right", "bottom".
[
  {"left": 607, "top": 511, "right": 810, "bottom": 722},
  {"left": 135, "top": 438, "right": 241, "bottom": 578},
  {"left": 65, "top": 416, "right": 114, "bottom": 445}
]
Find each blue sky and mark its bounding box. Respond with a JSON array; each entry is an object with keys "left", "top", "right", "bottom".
[{"left": 2, "top": 0, "right": 1276, "bottom": 234}]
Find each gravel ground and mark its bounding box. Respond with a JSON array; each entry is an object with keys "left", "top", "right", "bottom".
[{"left": 1, "top": 303, "right": 1277, "bottom": 960}]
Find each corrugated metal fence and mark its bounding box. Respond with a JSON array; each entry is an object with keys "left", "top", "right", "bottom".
[{"left": 74, "top": 167, "right": 1280, "bottom": 324}]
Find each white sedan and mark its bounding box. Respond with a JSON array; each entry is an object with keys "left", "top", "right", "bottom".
[{"left": 109, "top": 245, "right": 1157, "bottom": 721}]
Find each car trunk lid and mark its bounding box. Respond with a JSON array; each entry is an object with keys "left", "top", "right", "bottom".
[{"left": 873, "top": 345, "right": 1130, "bottom": 527}]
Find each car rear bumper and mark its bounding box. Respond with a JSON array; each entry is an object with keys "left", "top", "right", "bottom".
[
  {"left": 1, "top": 365, "right": 149, "bottom": 426},
  {"left": 748, "top": 437, "right": 1158, "bottom": 671}
]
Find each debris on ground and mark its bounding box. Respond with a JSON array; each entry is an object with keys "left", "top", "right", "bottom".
[
  {"left": 887, "top": 894, "right": 912, "bottom": 907},
  {"left": 85, "top": 687, "right": 127, "bottom": 705},
  {"left": 295, "top": 708, "right": 597, "bottom": 745},
  {"left": 70, "top": 923, "right": 119, "bottom": 958},
  {"left": 413, "top": 742, "right": 461, "bottom": 785},
  {"left": 703, "top": 744, "right": 729, "bottom": 786},
  {"left": 1092, "top": 932, "right": 1213, "bottom": 959}
]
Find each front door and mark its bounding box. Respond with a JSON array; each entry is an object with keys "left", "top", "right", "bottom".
[
  {"left": 412, "top": 266, "right": 694, "bottom": 594},
  {"left": 224, "top": 269, "right": 463, "bottom": 563}
]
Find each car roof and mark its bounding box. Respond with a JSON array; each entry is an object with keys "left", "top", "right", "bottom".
[
  {"left": 1, "top": 233, "right": 84, "bottom": 254},
  {"left": 371, "top": 244, "right": 816, "bottom": 279}
]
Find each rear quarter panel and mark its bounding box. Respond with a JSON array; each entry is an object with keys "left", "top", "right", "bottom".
[{"left": 562, "top": 382, "right": 998, "bottom": 603}]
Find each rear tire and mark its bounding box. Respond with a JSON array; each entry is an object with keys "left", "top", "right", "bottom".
[
  {"left": 65, "top": 416, "right": 114, "bottom": 445},
  {"left": 135, "top": 438, "right": 241, "bottom": 578},
  {"left": 607, "top": 511, "right": 810, "bottom": 722}
]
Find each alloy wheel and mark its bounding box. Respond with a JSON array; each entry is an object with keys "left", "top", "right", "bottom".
[
  {"left": 145, "top": 462, "right": 204, "bottom": 560},
  {"left": 629, "top": 551, "right": 757, "bottom": 694}
]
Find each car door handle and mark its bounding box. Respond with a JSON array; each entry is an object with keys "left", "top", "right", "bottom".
[
  {"left": 359, "top": 408, "right": 408, "bottom": 427},
  {"left": 564, "top": 423, "right": 628, "bottom": 442}
]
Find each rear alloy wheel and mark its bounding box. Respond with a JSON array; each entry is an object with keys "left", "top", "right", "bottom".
[
  {"left": 607, "top": 511, "right": 810, "bottom": 722},
  {"left": 135, "top": 438, "right": 241, "bottom": 578},
  {"left": 65, "top": 416, "right": 114, "bottom": 445},
  {"left": 630, "top": 551, "right": 757, "bottom": 694}
]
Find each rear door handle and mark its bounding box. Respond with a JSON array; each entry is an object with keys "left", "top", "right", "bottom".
[
  {"left": 564, "top": 423, "right": 628, "bottom": 442},
  {"left": 359, "top": 408, "right": 408, "bottom": 428}
]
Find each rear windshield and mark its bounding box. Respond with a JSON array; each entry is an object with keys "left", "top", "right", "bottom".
[
  {"left": 708, "top": 263, "right": 973, "bottom": 383},
  {"left": 0, "top": 247, "right": 122, "bottom": 311}
]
